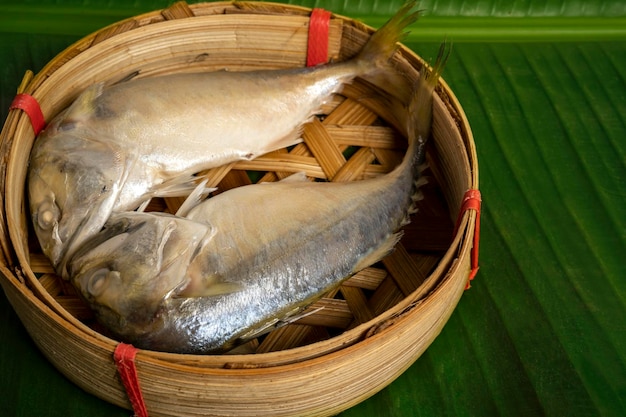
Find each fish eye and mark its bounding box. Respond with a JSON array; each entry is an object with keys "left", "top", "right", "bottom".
[
  {"left": 87, "top": 268, "right": 117, "bottom": 297},
  {"left": 36, "top": 201, "right": 60, "bottom": 231}
]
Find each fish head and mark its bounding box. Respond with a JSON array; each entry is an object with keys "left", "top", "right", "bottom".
[
  {"left": 67, "top": 212, "right": 209, "bottom": 333},
  {"left": 28, "top": 126, "right": 126, "bottom": 276}
]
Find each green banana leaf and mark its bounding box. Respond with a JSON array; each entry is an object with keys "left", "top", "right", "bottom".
[{"left": 1, "top": 1, "right": 624, "bottom": 416}]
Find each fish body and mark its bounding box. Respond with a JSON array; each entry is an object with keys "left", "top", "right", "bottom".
[
  {"left": 67, "top": 43, "right": 448, "bottom": 354},
  {"left": 29, "top": 1, "right": 420, "bottom": 275}
]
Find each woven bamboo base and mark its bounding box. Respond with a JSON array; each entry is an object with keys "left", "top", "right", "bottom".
[{"left": 0, "top": 2, "right": 478, "bottom": 416}]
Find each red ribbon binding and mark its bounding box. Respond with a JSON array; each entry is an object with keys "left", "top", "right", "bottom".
[
  {"left": 114, "top": 343, "right": 149, "bottom": 417},
  {"left": 307, "top": 8, "right": 331, "bottom": 67},
  {"left": 10, "top": 93, "right": 46, "bottom": 135},
  {"left": 454, "top": 189, "right": 482, "bottom": 289}
]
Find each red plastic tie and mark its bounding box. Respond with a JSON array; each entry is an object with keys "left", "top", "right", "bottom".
[
  {"left": 114, "top": 343, "right": 149, "bottom": 417},
  {"left": 454, "top": 189, "right": 482, "bottom": 289},
  {"left": 10, "top": 93, "right": 46, "bottom": 135},
  {"left": 307, "top": 8, "right": 331, "bottom": 67}
]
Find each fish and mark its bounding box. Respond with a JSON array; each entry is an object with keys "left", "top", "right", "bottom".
[
  {"left": 28, "top": 1, "right": 421, "bottom": 277},
  {"left": 66, "top": 44, "right": 449, "bottom": 354}
]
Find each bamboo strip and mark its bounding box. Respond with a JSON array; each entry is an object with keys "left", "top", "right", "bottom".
[
  {"left": 368, "top": 276, "right": 406, "bottom": 317},
  {"left": 257, "top": 149, "right": 299, "bottom": 181},
  {"left": 216, "top": 169, "right": 254, "bottom": 192},
  {"left": 340, "top": 286, "right": 375, "bottom": 325},
  {"left": 342, "top": 267, "right": 388, "bottom": 290},
  {"left": 332, "top": 146, "right": 376, "bottom": 182},
  {"left": 29, "top": 253, "right": 54, "bottom": 274},
  {"left": 322, "top": 97, "right": 378, "bottom": 125},
  {"left": 257, "top": 171, "right": 281, "bottom": 183},
  {"left": 256, "top": 324, "right": 325, "bottom": 353},
  {"left": 92, "top": 19, "right": 140, "bottom": 46},
  {"left": 234, "top": 154, "right": 326, "bottom": 178},
  {"left": 144, "top": 198, "right": 168, "bottom": 213},
  {"left": 371, "top": 148, "right": 404, "bottom": 170},
  {"left": 340, "top": 82, "right": 406, "bottom": 133},
  {"left": 295, "top": 298, "right": 353, "bottom": 328},
  {"left": 302, "top": 118, "right": 346, "bottom": 179},
  {"left": 161, "top": 1, "right": 195, "bottom": 20},
  {"left": 327, "top": 125, "right": 403, "bottom": 149},
  {"left": 38, "top": 273, "right": 62, "bottom": 296},
  {"left": 56, "top": 296, "right": 94, "bottom": 321},
  {"left": 382, "top": 243, "right": 429, "bottom": 297},
  {"left": 361, "top": 164, "right": 398, "bottom": 179}
]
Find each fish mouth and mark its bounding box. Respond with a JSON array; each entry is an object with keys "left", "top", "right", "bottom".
[
  {"left": 56, "top": 210, "right": 113, "bottom": 279},
  {"left": 54, "top": 178, "right": 125, "bottom": 279},
  {"left": 67, "top": 216, "right": 139, "bottom": 272},
  {"left": 29, "top": 129, "right": 129, "bottom": 278},
  {"left": 31, "top": 198, "right": 109, "bottom": 277}
]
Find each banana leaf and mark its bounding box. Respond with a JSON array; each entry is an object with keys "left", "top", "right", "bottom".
[{"left": 1, "top": 1, "right": 624, "bottom": 416}]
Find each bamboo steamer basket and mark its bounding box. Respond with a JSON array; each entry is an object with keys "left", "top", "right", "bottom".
[{"left": 0, "top": 1, "right": 479, "bottom": 416}]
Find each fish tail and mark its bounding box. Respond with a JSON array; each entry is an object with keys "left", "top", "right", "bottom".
[
  {"left": 395, "top": 41, "right": 451, "bottom": 224},
  {"left": 355, "top": 1, "right": 421, "bottom": 74},
  {"left": 409, "top": 41, "right": 451, "bottom": 147}
]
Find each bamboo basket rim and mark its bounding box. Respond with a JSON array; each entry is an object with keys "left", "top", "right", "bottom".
[{"left": 0, "top": 2, "right": 479, "bottom": 415}]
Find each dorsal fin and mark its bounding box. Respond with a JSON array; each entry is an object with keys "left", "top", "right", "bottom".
[{"left": 175, "top": 179, "right": 211, "bottom": 217}]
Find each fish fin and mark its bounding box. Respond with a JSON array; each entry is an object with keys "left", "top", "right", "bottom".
[
  {"left": 355, "top": 1, "right": 421, "bottom": 74},
  {"left": 136, "top": 199, "right": 151, "bottom": 213},
  {"left": 176, "top": 281, "right": 244, "bottom": 298},
  {"left": 279, "top": 305, "right": 325, "bottom": 325},
  {"left": 237, "top": 318, "right": 281, "bottom": 341},
  {"left": 400, "top": 175, "right": 428, "bottom": 225},
  {"left": 237, "top": 304, "right": 321, "bottom": 341},
  {"left": 409, "top": 41, "right": 451, "bottom": 140},
  {"left": 151, "top": 175, "right": 216, "bottom": 199},
  {"left": 63, "top": 82, "right": 105, "bottom": 123},
  {"left": 352, "top": 232, "right": 403, "bottom": 273},
  {"left": 360, "top": 70, "right": 413, "bottom": 105},
  {"left": 175, "top": 179, "right": 210, "bottom": 217},
  {"left": 278, "top": 171, "right": 308, "bottom": 183}
]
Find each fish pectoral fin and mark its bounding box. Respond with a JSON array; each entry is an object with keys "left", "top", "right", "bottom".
[
  {"left": 279, "top": 305, "right": 324, "bottom": 325},
  {"left": 237, "top": 318, "right": 281, "bottom": 341},
  {"left": 175, "top": 281, "right": 244, "bottom": 298},
  {"left": 175, "top": 179, "right": 210, "bottom": 217},
  {"left": 64, "top": 82, "right": 105, "bottom": 122},
  {"left": 151, "top": 175, "right": 216, "bottom": 199},
  {"left": 352, "top": 232, "right": 403, "bottom": 273},
  {"left": 276, "top": 171, "right": 308, "bottom": 183},
  {"left": 238, "top": 305, "right": 325, "bottom": 342},
  {"left": 136, "top": 199, "right": 151, "bottom": 212}
]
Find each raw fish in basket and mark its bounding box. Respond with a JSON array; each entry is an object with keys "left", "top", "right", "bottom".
[{"left": 66, "top": 47, "right": 448, "bottom": 353}]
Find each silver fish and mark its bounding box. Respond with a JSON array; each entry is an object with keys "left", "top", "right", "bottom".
[
  {"left": 28, "top": 1, "right": 420, "bottom": 276},
  {"left": 66, "top": 45, "right": 448, "bottom": 354}
]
